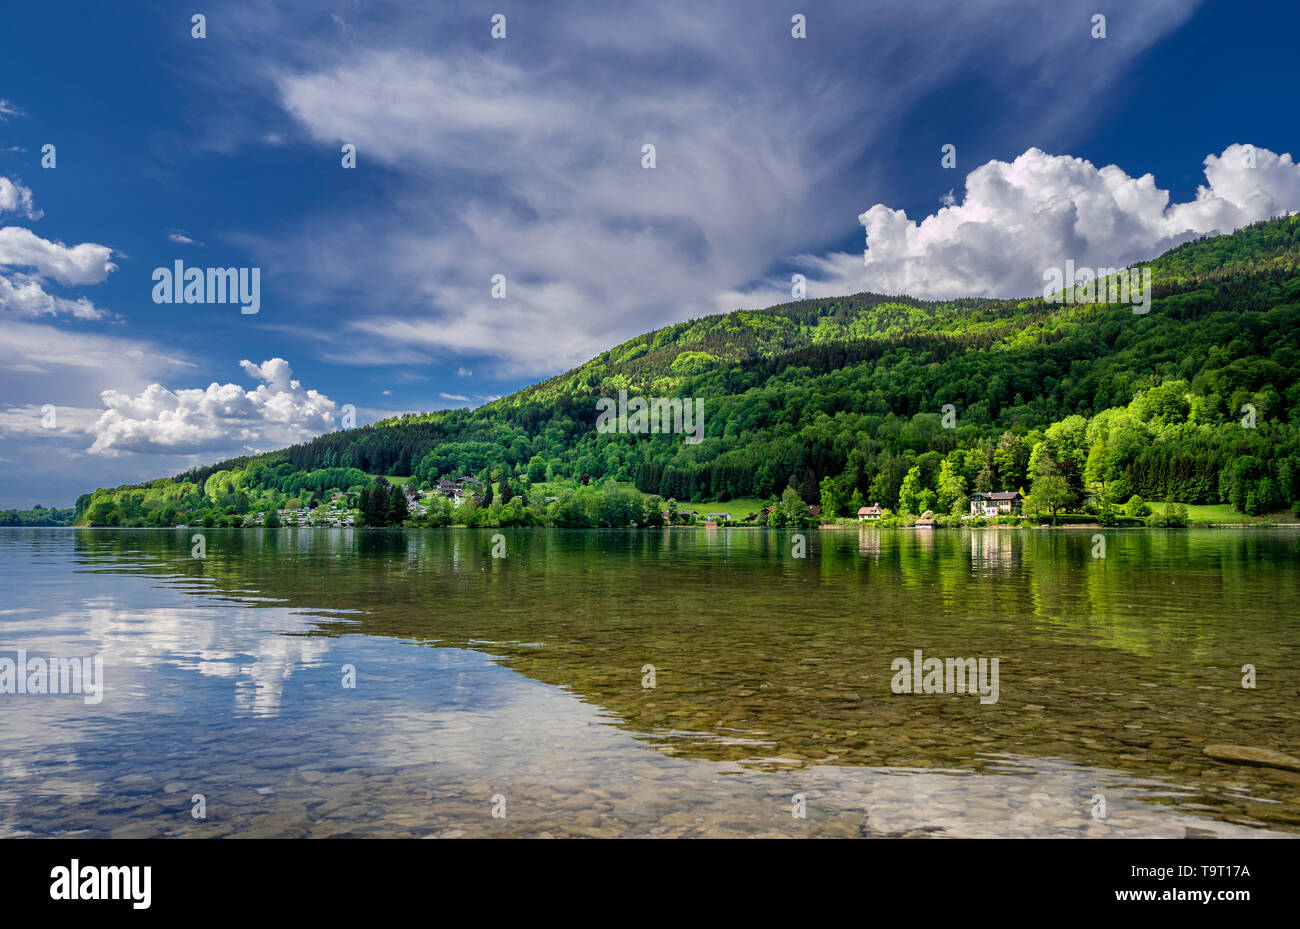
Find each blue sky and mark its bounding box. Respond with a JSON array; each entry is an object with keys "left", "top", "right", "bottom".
[{"left": 1, "top": 0, "right": 1298, "bottom": 507}]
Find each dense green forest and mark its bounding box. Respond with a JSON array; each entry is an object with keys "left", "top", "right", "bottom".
[
  {"left": 77, "top": 215, "right": 1300, "bottom": 528},
  {"left": 0, "top": 505, "right": 77, "bottom": 527}
]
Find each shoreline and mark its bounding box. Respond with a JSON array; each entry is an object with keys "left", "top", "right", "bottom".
[{"left": 10, "top": 522, "right": 1299, "bottom": 532}]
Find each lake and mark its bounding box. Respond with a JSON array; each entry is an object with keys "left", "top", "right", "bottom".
[{"left": 1, "top": 527, "right": 1297, "bottom": 838}]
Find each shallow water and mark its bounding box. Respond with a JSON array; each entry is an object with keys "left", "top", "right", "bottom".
[{"left": 1, "top": 527, "right": 1297, "bottom": 838}]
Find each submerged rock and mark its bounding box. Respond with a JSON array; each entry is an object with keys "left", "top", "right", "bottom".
[{"left": 1203, "top": 745, "right": 1300, "bottom": 772}]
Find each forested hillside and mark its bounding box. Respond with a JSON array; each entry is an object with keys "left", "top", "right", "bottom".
[{"left": 78, "top": 215, "right": 1300, "bottom": 527}]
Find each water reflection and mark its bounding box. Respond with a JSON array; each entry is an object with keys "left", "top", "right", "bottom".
[{"left": 0, "top": 527, "right": 1297, "bottom": 838}]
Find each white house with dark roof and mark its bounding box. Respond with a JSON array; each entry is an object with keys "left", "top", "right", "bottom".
[{"left": 968, "top": 491, "right": 1022, "bottom": 517}]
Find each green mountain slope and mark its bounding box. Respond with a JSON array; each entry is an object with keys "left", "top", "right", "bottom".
[{"left": 79, "top": 215, "right": 1300, "bottom": 527}]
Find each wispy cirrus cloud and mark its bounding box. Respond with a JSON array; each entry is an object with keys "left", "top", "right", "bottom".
[{"left": 217, "top": 0, "right": 1202, "bottom": 377}]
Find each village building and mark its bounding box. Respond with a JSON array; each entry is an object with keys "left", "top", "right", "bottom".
[{"left": 968, "top": 491, "right": 1023, "bottom": 517}]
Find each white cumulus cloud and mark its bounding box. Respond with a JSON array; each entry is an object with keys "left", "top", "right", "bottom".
[
  {"left": 0, "top": 178, "right": 115, "bottom": 320},
  {"left": 87, "top": 358, "right": 339, "bottom": 456},
  {"left": 0, "top": 178, "right": 41, "bottom": 220},
  {"left": 0, "top": 273, "right": 104, "bottom": 319},
  {"left": 777, "top": 144, "right": 1300, "bottom": 303},
  {"left": 0, "top": 225, "right": 116, "bottom": 286}
]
